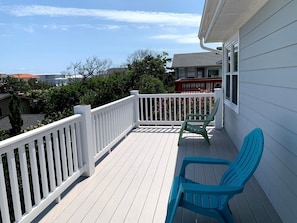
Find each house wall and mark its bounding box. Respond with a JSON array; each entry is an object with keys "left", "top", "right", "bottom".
[
  {"left": 0, "top": 96, "right": 11, "bottom": 118},
  {"left": 224, "top": 0, "right": 297, "bottom": 222}
]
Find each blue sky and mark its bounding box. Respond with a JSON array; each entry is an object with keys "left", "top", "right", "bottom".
[{"left": 0, "top": 0, "right": 217, "bottom": 74}]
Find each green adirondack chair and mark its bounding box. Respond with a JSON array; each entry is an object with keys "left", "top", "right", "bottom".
[
  {"left": 178, "top": 98, "right": 220, "bottom": 145},
  {"left": 166, "top": 128, "right": 264, "bottom": 223}
]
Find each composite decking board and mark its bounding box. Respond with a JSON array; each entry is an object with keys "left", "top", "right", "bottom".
[
  {"left": 137, "top": 133, "right": 177, "bottom": 223},
  {"left": 97, "top": 132, "right": 171, "bottom": 222},
  {"left": 36, "top": 127, "right": 282, "bottom": 223},
  {"left": 123, "top": 131, "right": 178, "bottom": 223},
  {"left": 76, "top": 132, "right": 160, "bottom": 222},
  {"left": 40, "top": 129, "right": 152, "bottom": 222}
]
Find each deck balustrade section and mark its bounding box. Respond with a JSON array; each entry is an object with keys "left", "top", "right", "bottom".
[
  {"left": 91, "top": 95, "right": 136, "bottom": 163},
  {"left": 138, "top": 93, "right": 216, "bottom": 126},
  {"left": 0, "top": 115, "right": 84, "bottom": 223}
]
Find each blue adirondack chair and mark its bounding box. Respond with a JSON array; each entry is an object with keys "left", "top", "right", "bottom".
[
  {"left": 166, "top": 128, "right": 264, "bottom": 223},
  {"left": 178, "top": 98, "right": 220, "bottom": 145}
]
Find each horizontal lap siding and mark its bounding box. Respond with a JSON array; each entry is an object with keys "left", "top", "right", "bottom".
[{"left": 225, "top": 0, "right": 297, "bottom": 222}]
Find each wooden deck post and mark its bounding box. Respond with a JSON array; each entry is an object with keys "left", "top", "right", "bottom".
[
  {"left": 130, "top": 90, "right": 140, "bottom": 128},
  {"left": 214, "top": 88, "right": 223, "bottom": 129},
  {"left": 74, "top": 105, "right": 95, "bottom": 177}
]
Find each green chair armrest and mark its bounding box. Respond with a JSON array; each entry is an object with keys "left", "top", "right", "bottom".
[{"left": 186, "top": 114, "right": 208, "bottom": 120}]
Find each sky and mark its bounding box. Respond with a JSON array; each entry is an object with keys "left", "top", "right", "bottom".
[{"left": 0, "top": 0, "right": 218, "bottom": 74}]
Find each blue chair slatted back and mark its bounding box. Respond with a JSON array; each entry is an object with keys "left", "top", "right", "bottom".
[{"left": 220, "top": 128, "right": 264, "bottom": 187}]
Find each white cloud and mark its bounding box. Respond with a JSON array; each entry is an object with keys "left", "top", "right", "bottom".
[
  {"left": 42, "top": 23, "right": 121, "bottom": 31},
  {"left": 151, "top": 33, "right": 200, "bottom": 44},
  {"left": 1, "top": 5, "right": 201, "bottom": 27}
]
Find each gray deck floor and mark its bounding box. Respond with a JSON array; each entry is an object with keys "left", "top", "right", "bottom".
[{"left": 37, "top": 127, "right": 282, "bottom": 223}]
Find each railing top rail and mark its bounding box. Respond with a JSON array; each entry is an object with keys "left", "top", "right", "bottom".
[
  {"left": 91, "top": 95, "right": 134, "bottom": 113},
  {"left": 138, "top": 92, "right": 215, "bottom": 97},
  {"left": 0, "top": 114, "right": 81, "bottom": 152}
]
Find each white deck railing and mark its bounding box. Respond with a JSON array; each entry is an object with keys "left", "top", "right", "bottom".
[
  {"left": 136, "top": 92, "right": 218, "bottom": 125},
  {"left": 0, "top": 89, "right": 222, "bottom": 223},
  {"left": 0, "top": 115, "right": 84, "bottom": 223},
  {"left": 91, "top": 95, "right": 136, "bottom": 163}
]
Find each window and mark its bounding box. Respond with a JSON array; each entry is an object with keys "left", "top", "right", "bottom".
[
  {"left": 187, "top": 67, "right": 196, "bottom": 78},
  {"left": 208, "top": 68, "right": 219, "bottom": 77},
  {"left": 224, "top": 33, "right": 239, "bottom": 112},
  {"left": 178, "top": 68, "right": 185, "bottom": 78}
]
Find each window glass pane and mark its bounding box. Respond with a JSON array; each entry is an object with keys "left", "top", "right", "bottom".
[
  {"left": 178, "top": 68, "right": 185, "bottom": 78},
  {"left": 227, "top": 49, "right": 231, "bottom": 72},
  {"left": 232, "top": 75, "right": 238, "bottom": 104},
  {"left": 233, "top": 44, "right": 238, "bottom": 72},
  {"left": 226, "top": 75, "right": 230, "bottom": 99},
  {"left": 187, "top": 67, "right": 195, "bottom": 78},
  {"left": 208, "top": 69, "right": 219, "bottom": 77}
]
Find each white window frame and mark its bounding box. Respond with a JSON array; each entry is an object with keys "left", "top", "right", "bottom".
[{"left": 224, "top": 32, "right": 239, "bottom": 113}]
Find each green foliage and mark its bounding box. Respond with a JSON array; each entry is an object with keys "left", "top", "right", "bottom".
[
  {"left": 43, "top": 83, "right": 81, "bottom": 117},
  {"left": 9, "top": 92, "right": 23, "bottom": 136},
  {"left": 126, "top": 51, "right": 174, "bottom": 93},
  {"left": 27, "top": 78, "right": 53, "bottom": 90},
  {"left": 139, "top": 76, "right": 166, "bottom": 94},
  {"left": 1, "top": 76, "right": 28, "bottom": 93},
  {"left": 24, "top": 89, "right": 48, "bottom": 114},
  {"left": 0, "top": 128, "right": 9, "bottom": 141}
]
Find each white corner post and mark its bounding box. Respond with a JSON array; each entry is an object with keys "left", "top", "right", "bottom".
[
  {"left": 214, "top": 88, "right": 223, "bottom": 129},
  {"left": 130, "top": 90, "right": 140, "bottom": 128},
  {"left": 74, "top": 105, "right": 95, "bottom": 177}
]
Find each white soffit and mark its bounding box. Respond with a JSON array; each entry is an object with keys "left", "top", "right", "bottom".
[{"left": 199, "top": 0, "right": 269, "bottom": 43}]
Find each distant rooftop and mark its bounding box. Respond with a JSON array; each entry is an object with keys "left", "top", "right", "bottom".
[
  {"left": 172, "top": 52, "right": 222, "bottom": 68},
  {"left": 11, "top": 73, "right": 40, "bottom": 79}
]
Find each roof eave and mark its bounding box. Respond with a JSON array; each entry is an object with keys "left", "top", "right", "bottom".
[{"left": 199, "top": 0, "right": 270, "bottom": 43}]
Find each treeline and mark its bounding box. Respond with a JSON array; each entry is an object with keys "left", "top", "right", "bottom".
[
  {"left": 0, "top": 50, "right": 175, "bottom": 139},
  {"left": 42, "top": 51, "right": 174, "bottom": 118}
]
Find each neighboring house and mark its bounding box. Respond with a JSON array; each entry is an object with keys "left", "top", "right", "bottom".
[
  {"left": 0, "top": 93, "right": 32, "bottom": 119},
  {"left": 172, "top": 52, "right": 222, "bottom": 79},
  {"left": 0, "top": 93, "right": 43, "bottom": 130},
  {"left": 172, "top": 52, "right": 222, "bottom": 92},
  {"left": 0, "top": 73, "right": 7, "bottom": 83},
  {"left": 0, "top": 94, "right": 11, "bottom": 118},
  {"left": 106, "top": 68, "right": 128, "bottom": 76},
  {"left": 38, "top": 73, "right": 68, "bottom": 86},
  {"left": 19, "top": 73, "right": 85, "bottom": 86},
  {"left": 199, "top": 0, "right": 297, "bottom": 222}
]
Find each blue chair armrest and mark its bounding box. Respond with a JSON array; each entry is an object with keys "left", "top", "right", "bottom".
[
  {"left": 180, "top": 182, "right": 243, "bottom": 195},
  {"left": 179, "top": 157, "right": 231, "bottom": 177}
]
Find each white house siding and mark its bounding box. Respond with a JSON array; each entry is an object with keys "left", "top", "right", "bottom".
[{"left": 224, "top": 0, "right": 297, "bottom": 222}]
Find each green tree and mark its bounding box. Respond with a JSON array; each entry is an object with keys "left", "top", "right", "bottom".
[
  {"left": 9, "top": 92, "right": 23, "bottom": 136},
  {"left": 44, "top": 83, "right": 82, "bottom": 117},
  {"left": 27, "top": 78, "right": 52, "bottom": 90},
  {"left": 138, "top": 76, "right": 166, "bottom": 94},
  {"left": 0, "top": 128, "right": 9, "bottom": 141},
  {"left": 126, "top": 50, "right": 173, "bottom": 92},
  {"left": 1, "top": 76, "right": 28, "bottom": 93}
]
